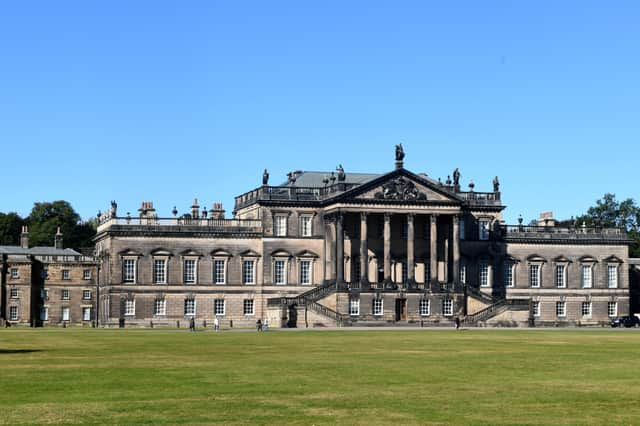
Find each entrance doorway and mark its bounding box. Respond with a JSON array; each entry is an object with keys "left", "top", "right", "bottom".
[{"left": 395, "top": 299, "right": 407, "bottom": 322}]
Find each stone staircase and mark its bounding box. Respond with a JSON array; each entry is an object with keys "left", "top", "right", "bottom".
[
  {"left": 464, "top": 298, "right": 530, "bottom": 325},
  {"left": 267, "top": 282, "right": 350, "bottom": 326}
]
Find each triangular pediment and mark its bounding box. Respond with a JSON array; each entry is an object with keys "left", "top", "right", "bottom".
[{"left": 332, "top": 169, "right": 462, "bottom": 204}]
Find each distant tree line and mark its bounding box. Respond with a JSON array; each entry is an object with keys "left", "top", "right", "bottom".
[{"left": 0, "top": 201, "right": 96, "bottom": 251}]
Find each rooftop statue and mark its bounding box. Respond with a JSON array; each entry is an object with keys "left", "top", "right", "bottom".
[
  {"left": 493, "top": 176, "right": 500, "bottom": 192},
  {"left": 262, "top": 169, "right": 269, "bottom": 185},
  {"left": 336, "top": 164, "right": 346, "bottom": 182},
  {"left": 453, "top": 168, "right": 461, "bottom": 187},
  {"left": 395, "top": 144, "right": 405, "bottom": 162}
]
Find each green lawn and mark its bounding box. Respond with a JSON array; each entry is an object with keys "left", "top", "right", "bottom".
[{"left": 1, "top": 329, "right": 639, "bottom": 425}]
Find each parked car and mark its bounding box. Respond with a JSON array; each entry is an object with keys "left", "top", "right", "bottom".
[{"left": 611, "top": 316, "right": 640, "bottom": 328}]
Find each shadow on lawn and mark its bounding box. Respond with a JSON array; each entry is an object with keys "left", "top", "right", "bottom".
[{"left": 0, "top": 349, "right": 42, "bottom": 354}]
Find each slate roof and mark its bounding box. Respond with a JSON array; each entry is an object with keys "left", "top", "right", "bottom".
[
  {"left": 0, "top": 246, "right": 81, "bottom": 256},
  {"left": 280, "top": 171, "right": 381, "bottom": 187}
]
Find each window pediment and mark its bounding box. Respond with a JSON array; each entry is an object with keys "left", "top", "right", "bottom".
[
  {"left": 211, "top": 249, "right": 233, "bottom": 258},
  {"left": 553, "top": 255, "right": 572, "bottom": 263},
  {"left": 527, "top": 254, "right": 547, "bottom": 263},
  {"left": 579, "top": 255, "right": 598, "bottom": 263},
  {"left": 604, "top": 255, "right": 623, "bottom": 264},
  {"left": 118, "top": 249, "right": 142, "bottom": 257},
  {"left": 239, "top": 249, "right": 261, "bottom": 258},
  {"left": 296, "top": 250, "right": 319, "bottom": 258},
  {"left": 504, "top": 254, "right": 521, "bottom": 263},
  {"left": 180, "top": 249, "right": 202, "bottom": 257},
  {"left": 271, "top": 249, "right": 292, "bottom": 258},
  {"left": 150, "top": 248, "right": 173, "bottom": 257}
]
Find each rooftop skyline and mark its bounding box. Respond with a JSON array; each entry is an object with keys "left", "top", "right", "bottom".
[{"left": 1, "top": 2, "right": 638, "bottom": 224}]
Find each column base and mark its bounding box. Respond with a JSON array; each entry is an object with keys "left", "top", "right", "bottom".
[
  {"left": 360, "top": 278, "right": 371, "bottom": 290},
  {"left": 407, "top": 279, "right": 417, "bottom": 290},
  {"left": 383, "top": 279, "right": 397, "bottom": 290}
]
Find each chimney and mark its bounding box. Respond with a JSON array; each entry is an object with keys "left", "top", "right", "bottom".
[
  {"left": 210, "top": 203, "right": 225, "bottom": 219},
  {"left": 191, "top": 199, "right": 200, "bottom": 218},
  {"left": 20, "top": 226, "right": 29, "bottom": 249},
  {"left": 55, "top": 227, "right": 63, "bottom": 250}
]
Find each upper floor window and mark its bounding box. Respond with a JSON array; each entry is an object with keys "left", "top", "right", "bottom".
[
  {"left": 459, "top": 264, "right": 466, "bottom": 285},
  {"left": 459, "top": 219, "right": 466, "bottom": 241},
  {"left": 183, "top": 259, "right": 196, "bottom": 284},
  {"left": 83, "top": 269, "right": 92, "bottom": 280},
  {"left": 300, "top": 216, "right": 312, "bottom": 237},
  {"left": 504, "top": 263, "right": 514, "bottom": 288},
  {"left": 529, "top": 264, "right": 541, "bottom": 288},
  {"left": 243, "top": 260, "right": 255, "bottom": 285},
  {"left": 608, "top": 265, "right": 618, "bottom": 288},
  {"left": 300, "top": 260, "right": 312, "bottom": 285},
  {"left": 401, "top": 261, "right": 408, "bottom": 284},
  {"left": 274, "top": 260, "right": 287, "bottom": 285},
  {"left": 353, "top": 258, "right": 361, "bottom": 283},
  {"left": 479, "top": 264, "right": 489, "bottom": 288},
  {"left": 401, "top": 222, "right": 408, "bottom": 240},
  {"left": 153, "top": 259, "right": 167, "bottom": 284},
  {"left": 61, "top": 270, "right": 70, "bottom": 280},
  {"left": 123, "top": 259, "right": 136, "bottom": 283},
  {"left": 9, "top": 288, "right": 18, "bottom": 299},
  {"left": 83, "top": 290, "right": 92, "bottom": 300},
  {"left": 10, "top": 268, "right": 19, "bottom": 279},
  {"left": 478, "top": 219, "right": 490, "bottom": 241},
  {"left": 214, "top": 259, "right": 226, "bottom": 285},
  {"left": 555, "top": 265, "right": 567, "bottom": 289},
  {"left": 274, "top": 215, "right": 287, "bottom": 237},
  {"left": 61, "top": 289, "right": 70, "bottom": 300},
  {"left": 581, "top": 265, "right": 593, "bottom": 289},
  {"left": 425, "top": 263, "right": 431, "bottom": 284}
]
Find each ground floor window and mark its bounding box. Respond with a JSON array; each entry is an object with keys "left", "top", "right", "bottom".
[
  {"left": 349, "top": 298, "right": 360, "bottom": 316},
  {"left": 372, "top": 299, "right": 383, "bottom": 316},
  {"left": 608, "top": 302, "right": 618, "bottom": 318},
  {"left": 532, "top": 301, "right": 540, "bottom": 317},
  {"left": 581, "top": 302, "right": 592, "bottom": 318},
  {"left": 154, "top": 299, "right": 166, "bottom": 316},
  {"left": 124, "top": 300, "right": 135, "bottom": 316},
  {"left": 184, "top": 298, "right": 196, "bottom": 316},
  {"left": 243, "top": 299, "right": 255, "bottom": 316},
  {"left": 83, "top": 307, "right": 91, "bottom": 321},
  {"left": 419, "top": 299, "right": 430, "bottom": 317},
  {"left": 556, "top": 301, "right": 566, "bottom": 318},
  {"left": 442, "top": 299, "right": 453, "bottom": 317},
  {"left": 62, "top": 307, "right": 70, "bottom": 321},
  {"left": 215, "top": 299, "right": 225, "bottom": 316},
  {"left": 9, "top": 306, "right": 18, "bottom": 321},
  {"left": 40, "top": 306, "right": 49, "bottom": 321}
]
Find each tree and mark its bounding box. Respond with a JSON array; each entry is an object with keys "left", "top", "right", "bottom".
[
  {"left": 26, "top": 201, "right": 96, "bottom": 250},
  {"left": 574, "top": 194, "right": 640, "bottom": 257},
  {"left": 0, "top": 212, "right": 24, "bottom": 245}
]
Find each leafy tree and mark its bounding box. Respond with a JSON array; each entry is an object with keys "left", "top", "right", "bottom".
[
  {"left": 0, "top": 212, "right": 24, "bottom": 245},
  {"left": 26, "top": 201, "right": 96, "bottom": 250}
]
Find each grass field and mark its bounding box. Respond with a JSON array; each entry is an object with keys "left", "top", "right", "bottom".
[{"left": 1, "top": 329, "right": 639, "bottom": 425}]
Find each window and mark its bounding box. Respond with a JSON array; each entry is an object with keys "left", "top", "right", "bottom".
[
  {"left": 459, "top": 219, "right": 466, "bottom": 241},
  {"left": 9, "top": 306, "right": 18, "bottom": 321},
  {"left": 214, "top": 299, "right": 225, "bottom": 316},
  {"left": 83, "top": 307, "right": 91, "bottom": 321},
  {"left": 608, "top": 302, "right": 618, "bottom": 318},
  {"left": 372, "top": 299, "right": 383, "bottom": 316},
  {"left": 83, "top": 290, "right": 92, "bottom": 300},
  {"left": 442, "top": 299, "right": 454, "bottom": 317},
  {"left": 556, "top": 301, "right": 566, "bottom": 318},
  {"left": 43, "top": 268, "right": 49, "bottom": 280},
  {"left": 529, "top": 265, "right": 541, "bottom": 288},
  {"left": 123, "top": 259, "right": 136, "bottom": 283},
  {"left": 9, "top": 288, "right": 18, "bottom": 299},
  {"left": 401, "top": 261, "right": 408, "bottom": 284},
  {"left": 300, "top": 216, "right": 312, "bottom": 237},
  {"left": 555, "top": 265, "right": 566, "bottom": 288},
  {"left": 243, "top": 260, "right": 255, "bottom": 285},
  {"left": 300, "top": 260, "right": 312, "bottom": 285},
  {"left": 62, "top": 290, "right": 70, "bottom": 300},
  {"left": 479, "top": 219, "right": 490, "bottom": 241},
  {"left": 154, "top": 299, "right": 166, "bottom": 316},
  {"left": 349, "top": 298, "right": 360, "bottom": 316},
  {"left": 419, "top": 299, "right": 430, "bottom": 317},
  {"left": 43, "top": 289, "right": 49, "bottom": 300},
  {"left": 62, "top": 270, "right": 70, "bottom": 280},
  {"left": 581, "top": 302, "right": 592, "bottom": 318},
  {"left": 183, "top": 259, "right": 196, "bottom": 284},
  {"left": 401, "top": 222, "right": 408, "bottom": 240},
  {"left": 40, "top": 307, "right": 48, "bottom": 321},
  {"left": 353, "top": 259, "right": 361, "bottom": 283},
  {"left": 214, "top": 260, "right": 226, "bottom": 285},
  {"left": 459, "top": 264, "right": 466, "bottom": 285},
  {"left": 581, "top": 265, "right": 593, "bottom": 289},
  {"left": 425, "top": 263, "right": 431, "bottom": 283},
  {"left": 243, "top": 299, "right": 255, "bottom": 316},
  {"left": 608, "top": 265, "right": 618, "bottom": 289},
  {"left": 479, "top": 264, "right": 489, "bottom": 288},
  {"left": 274, "top": 215, "right": 287, "bottom": 236},
  {"left": 10, "top": 268, "right": 19, "bottom": 279},
  {"left": 532, "top": 301, "right": 540, "bottom": 317},
  {"left": 184, "top": 298, "right": 196, "bottom": 316},
  {"left": 62, "top": 307, "right": 70, "bottom": 321},
  {"left": 153, "top": 259, "right": 167, "bottom": 284},
  {"left": 274, "top": 260, "right": 286, "bottom": 285},
  {"left": 124, "top": 300, "right": 135, "bottom": 316},
  {"left": 504, "top": 263, "right": 514, "bottom": 288},
  {"left": 83, "top": 269, "right": 92, "bottom": 280}
]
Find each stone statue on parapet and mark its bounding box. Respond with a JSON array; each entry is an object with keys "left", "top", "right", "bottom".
[
  {"left": 110, "top": 200, "right": 118, "bottom": 218},
  {"left": 453, "top": 168, "right": 461, "bottom": 187},
  {"left": 395, "top": 144, "right": 405, "bottom": 162},
  {"left": 493, "top": 176, "right": 500, "bottom": 192},
  {"left": 262, "top": 169, "right": 269, "bottom": 185},
  {"left": 336, "top": 164, "right": 346, "bottom": 182}
]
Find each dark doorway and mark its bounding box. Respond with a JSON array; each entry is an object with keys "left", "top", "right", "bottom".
[
  {"left": 287, "top": 305, "right": 298, "bottom": 328},
  {"left": 395, "top": 299, "right": 407, "bottom": 322},
  {"left": 378, "top": 267, "right": 384, "bottom": 284}
]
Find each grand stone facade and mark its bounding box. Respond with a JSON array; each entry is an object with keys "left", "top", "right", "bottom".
[{"left": 93, "top": 149, "right": 633, "bottom": 328}]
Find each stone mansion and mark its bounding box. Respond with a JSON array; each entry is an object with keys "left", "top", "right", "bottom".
[{"left": 82, "top": 146, "right": 634, "bottom": 329}]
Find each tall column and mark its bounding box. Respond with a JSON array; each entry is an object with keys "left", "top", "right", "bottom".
[
  {"left": 336, "top": 213, "right": 345, "bottom": 289},
  {"left": 324, "top": 216, "right": 336, "bottom": 282},
  {"left": 452, "top": 215, "right": 460, "bottom": 284},
  {"left": 360, "top": 212, "right": 369, "bottom": 286},
  {"left": 407, "top": 213, "right": 415, "bottom": 287},
  {"left": 383, "top": 213, "right": 392, "bottom": 285},
  {"left": 430, "top": 214, "right": 438, "bottom": 284}
]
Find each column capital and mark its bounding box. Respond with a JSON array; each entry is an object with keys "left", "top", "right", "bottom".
[
  {"left": 452, "top": 214, "right": 460, "bottom": 224},
  {"left": 384, "top": 212, "right": 392, "bottom": 221},
  {"left": 406, "top": 213, "right": 415, "bottom": 222},
  {"left": 430, "top": 214, "right": 439, "bottom": 224},
  {"left": 360, "top": 212, "right": 369, "bottom": 221}
]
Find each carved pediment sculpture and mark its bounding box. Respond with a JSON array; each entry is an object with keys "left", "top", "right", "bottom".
[{"left": 374, "top": 177, "right": 427, "bottom": 201}]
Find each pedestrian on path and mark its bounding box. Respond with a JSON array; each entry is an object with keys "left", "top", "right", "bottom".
[
  {"left": 189, "top": 317, "right": 196, "bottom": 332},
  {"left": 214, "top": 317, "right": 219, "bottom": 332},
  {"left": 263, "top": 319, "right": 269, "bottom": 332},
  {"left": 455, "top": 317, "right": 461, "bottom": 330},
  {"left": 256, "top": 319, "right": 263, "bottom": 332}
]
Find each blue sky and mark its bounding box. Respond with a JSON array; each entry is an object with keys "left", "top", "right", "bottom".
[{"left": 1, "top": 1, "right": 638, "bottom": 224}]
